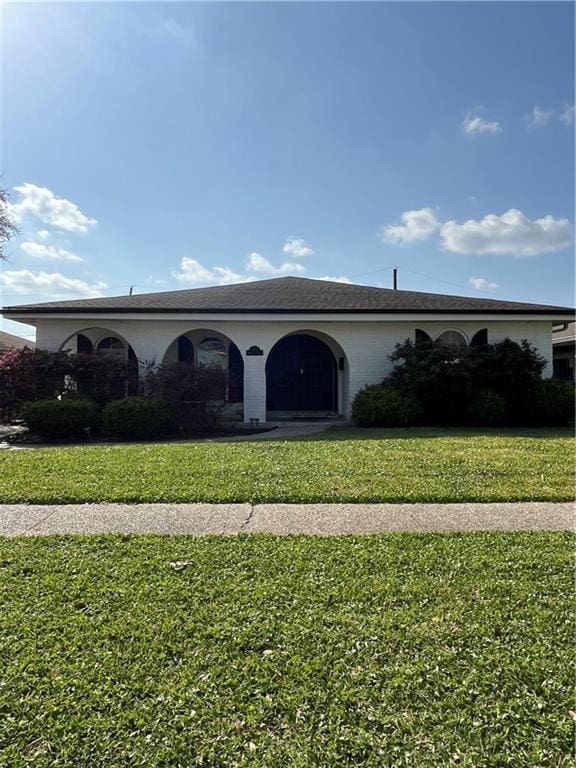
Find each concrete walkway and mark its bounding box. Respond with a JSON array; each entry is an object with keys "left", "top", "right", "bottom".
[
  {"left": 0, "top": 501, "right": 573, "bottom": 536},
  {"left": 213, "top": 421, "right": 338, "bottom": 441},
  {"left": 0, "top": 421, "right": 338, "bottom": 451}
]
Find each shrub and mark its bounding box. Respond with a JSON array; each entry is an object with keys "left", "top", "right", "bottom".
[
  {"left": 0, "top": 348, "right": 69, "bottom": 423},
  {"left": 387, "top": 340, "right": 475, "bottom": 424},
  {"left": 352, "top": 384, "right": 423, "bottom": 427},
  {"left": 521, "top": 379, "right": 575, "bottom": 427},
  {"left": 23, "top": 398, "right": 101, "bottom": 440},
  {"left": 66, "top": 352, "right": 138, "bottom": 405},
  {"left": 386, "top": 337, "right": 550, "bottom": 426},
  {"left": 466, "top": 339, "right": 547, "bottom": 405},
  {"left": 144, "top": 362, "right": 227, "bottom": 433},
  {"left": 103, "top": 397, "right": 176, "bottom": 440},
  {"left": 0, "top": 348, "right": 137, "bottom": 423},
  {"left": 466, "top": 389, "right": 508, "bottom": 426}
]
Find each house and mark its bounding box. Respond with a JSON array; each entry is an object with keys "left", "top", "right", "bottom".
[
  {"left": 2, "top": 276, "right": 573, "bottom": 423},
  {"left": 0, "top": 330, "right": 36, "bottom": 354},
  {"left": 552, "top": 321, "right": 575, "bottom": 382}
]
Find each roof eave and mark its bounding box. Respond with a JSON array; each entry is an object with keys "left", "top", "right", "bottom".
[{"left": 3, "top": 306, "right": 574, "bottom": 316}]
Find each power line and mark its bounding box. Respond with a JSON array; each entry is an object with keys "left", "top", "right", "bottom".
[{"left": 349, "top": 264, "right": 396, "bottom": 279}]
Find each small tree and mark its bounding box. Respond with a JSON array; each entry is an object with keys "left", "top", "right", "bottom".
[{"left": 0, "top": 184, "right": 19, "bottom": 261}]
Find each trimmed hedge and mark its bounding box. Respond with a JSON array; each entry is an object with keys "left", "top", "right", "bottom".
[
  {"left": 466, "top": 389, "right": 508, "bottom": 427},
  {"left": 525, "top": 379, "right": 575, "bottom": 426},
  {"left": 352, "top": 385, "right": 423, "bottom": 427},
  {"left": 23, "top": 398, "right": 101, "bottom": 440},
  {"left": 103, "top": 397, "right": 176, "bottom": 440}
]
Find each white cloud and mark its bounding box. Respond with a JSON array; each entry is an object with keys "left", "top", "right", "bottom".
[
  {"left": 441, "top": 209, "right": 574, "bottom": 257},
  {"left": 0, "top": 269, "right": 107, "bottom": 298},
  {"left": 380, "top": 208, "right": 441, "bottom": 244},
  {"left": 282, "top": 237, "right": 315, "bottom": 258},
  {"left": 527, "top": 106, "right": 554, "bottom": 129},
  {"left": 246, "top": 252, "right": 305, "bottom": 275},
  {"left": 172, "top": 253, "right": 308, "bottom": 286},
  {"left": 172, "top": 257, "right": 251, "bottom": 286},
  {"left": 20, "top": 241, "right": 83, "bottom": 262},
  {"left": 9, "top": 183, "right": 97, "bottom": 233},
  {"left": 560, "top": 104, "right": 575, "bottom": 127},
  {"left": 469, "top": 277, "right": 499, "bottom": 290},
  {"left": 37, "top": 229, "right": 51, "bottom": 240},
  {"left": 461, "top": 112, "right": 502, "bottom": 135}
]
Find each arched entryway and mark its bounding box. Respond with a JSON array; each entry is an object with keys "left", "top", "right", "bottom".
[{"left": 266, "top": 333, "right": 339, "bottom": 418}]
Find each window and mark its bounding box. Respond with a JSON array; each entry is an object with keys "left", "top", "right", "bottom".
[
  {"left": 77, "top": 334, "right": 93, "bottom": 354},
  {"left": 415, "top": 329, "right": 431, "bottom": 345},
  {"left": 177, "top": 336, "right": 194, "bottom": 363},
  {"left": 198, "top": 337, "right": 226, "bottom": 368},
  {"left": 97, "top": 336, "right": 126, "bottom": 359},
  {"left": 436, "top": 330, "right": 467, "bottom": 348},
  {"left": 471, "top": 328, "right": 488, "bottom": 347}
]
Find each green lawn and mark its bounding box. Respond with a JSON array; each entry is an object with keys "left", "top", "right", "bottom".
[
  {"left": 0, "top": 427, "right": 573, "bottom": 504},
  {"left": 0, "top": 533, "right": 573, "bottom": 767}
]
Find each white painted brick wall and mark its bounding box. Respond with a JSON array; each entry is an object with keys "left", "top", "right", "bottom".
[{"left": 33, "top": 317, "right": 556, "bottom": 423}]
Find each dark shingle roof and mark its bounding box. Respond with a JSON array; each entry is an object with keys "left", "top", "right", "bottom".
[
  {"left": 2, "top": 277, "right": 573, "bottom": 315},
  {"left": 0, "top": 330, "right": 36, "bottom": 352}
]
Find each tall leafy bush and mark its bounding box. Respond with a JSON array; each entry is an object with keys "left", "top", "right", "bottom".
[{"left": 144, "top": 362, "right": 227, "bottom": 433}]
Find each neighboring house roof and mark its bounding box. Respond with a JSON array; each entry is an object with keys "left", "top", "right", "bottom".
[
  {"left": 552, "top": 321, "right": 576, "bottom": 346},
  {"left": 0, "top": 330, "right": 36, "bottom": 352},
  {"left": 2, "top": 277, "right": 574, "bottom": 316}
]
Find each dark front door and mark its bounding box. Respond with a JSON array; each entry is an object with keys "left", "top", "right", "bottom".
[{"left": 266, "top": 334, "right": 337, "bottom": 411}]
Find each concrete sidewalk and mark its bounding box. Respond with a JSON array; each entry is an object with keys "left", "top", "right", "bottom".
[{"left": 0, "top": 501, "right": 573, "bottom": 536}]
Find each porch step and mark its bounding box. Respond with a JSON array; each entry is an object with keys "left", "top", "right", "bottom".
[{"left": 267, "top": 410, "right": 339, "bottom": 421}]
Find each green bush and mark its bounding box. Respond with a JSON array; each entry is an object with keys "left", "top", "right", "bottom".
[
  {"left": 466, "top": 389, "right": 508, "bottom": 426},
  {"left": 524, "top": 379, "right": 575, "bottom": 426},
  {"left": 144, "top": 362, "right": 227, "bottom": 434},
  {"left": 352, "top": 385, "right": 423, "bottom": 427},
  {"left": 23, "top": 398, "right": 101, "bottom": 440},
  {"left": 383, "top": 337, "right": 562, "bottom": 427},
  {"left": 103, "top": 397, "right": 176, "bottom": 440}
]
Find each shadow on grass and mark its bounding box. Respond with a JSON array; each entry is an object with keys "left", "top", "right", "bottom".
[{"left": 292, "top": 425, "right": 575, "bottom": 442}]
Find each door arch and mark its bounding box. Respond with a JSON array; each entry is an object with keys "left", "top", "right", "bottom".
[{"left": 266, "top": 333, "right": 338, "bottom": 414}]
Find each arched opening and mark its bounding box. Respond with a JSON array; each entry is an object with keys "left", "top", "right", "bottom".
[
  {"left": 58, "top": 327, "right": 140, "bottom": 396},
  {"left": 266, "top": 333, "right": 339, "bottom": 418},
  {"left": 162, "top": 330, "right": 244, "bottom": 407}
]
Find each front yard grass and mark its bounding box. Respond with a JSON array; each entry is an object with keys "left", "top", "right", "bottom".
[
  {"left": 0, "top": 427, "right": 573, "bottom": 504},
  {"left": 0, "top": 532, "right": 573, "bottom": 767}
]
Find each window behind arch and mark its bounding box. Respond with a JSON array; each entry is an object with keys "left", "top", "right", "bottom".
[
  {"left": 471, "top": 328, "right": 488, "bottom": 347},
  {"left": 415, "top": 328, "right": 432, "bottom": 345},
  {"left": 97, "top": 336, "right": 126, "bottom": 359},
  {"left": 178, "top": 336, "right": 194, "bottom": 363},
  {"left": 198, "top": 337, "right": 226, "bottom": 368},
  {"left": 436, "top": 330, "right": 467, "bottom": 348},
  {"left": 77, "top": 334, "right": 93, "bottom": 354}
]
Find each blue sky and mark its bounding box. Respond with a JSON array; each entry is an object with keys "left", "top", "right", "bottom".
[{"left": 1, "top": 1, "right": 574, "bottom": 338}]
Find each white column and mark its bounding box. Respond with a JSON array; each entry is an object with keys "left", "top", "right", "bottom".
[{"left": 243, "top": 353, "right": 267, "bottom": 423}]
